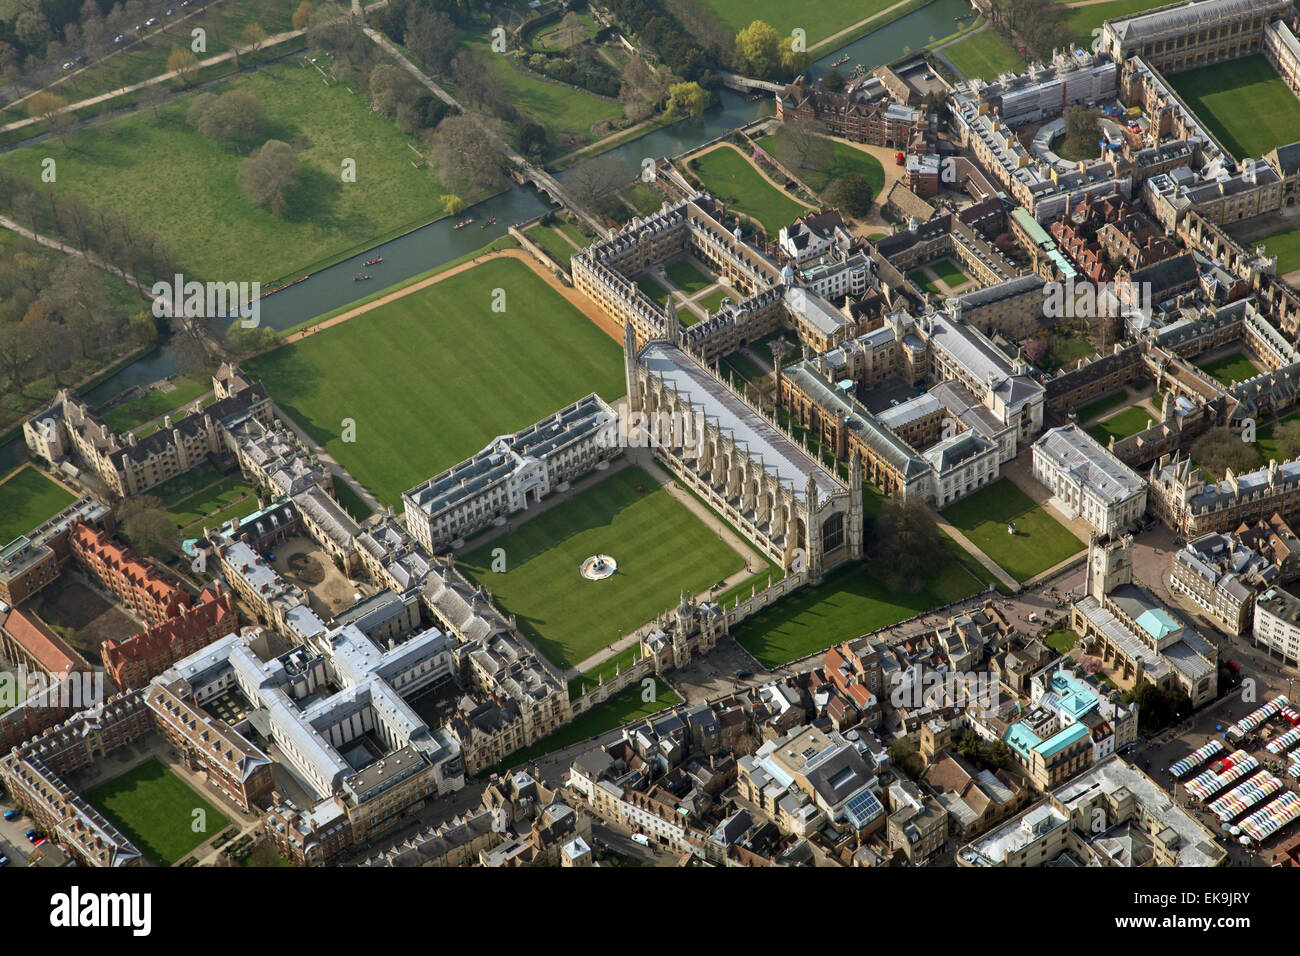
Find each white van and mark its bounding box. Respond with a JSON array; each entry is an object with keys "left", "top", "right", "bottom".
[{"left": 631, "top": 833, "right": 650, "bottom": 847}]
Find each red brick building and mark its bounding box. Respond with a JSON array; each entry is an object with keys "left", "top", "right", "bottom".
[
  {"left": 777, "top": 80, "right": 928, "bottom": 148},
  {"left": 102, "top": 586, "right": 237, "bottom": 690},
  {"left": 69, "top": 523, "right": 190, "bottom": 626}
]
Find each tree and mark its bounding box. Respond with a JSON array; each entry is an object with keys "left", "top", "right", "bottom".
[
  {"left": 567, "top": 153, "right": 627, "bottom": 212},
  {"left": 825, "top": 172, "right": 874, "bottom": 217},
  {"left": 167, "top": 48, "right": 199, "bottom": 85},
  {"left": 240, "top": 22, "right": 268, "bottom": 57},
  {"left": 664, "top": 81, "right": 707, "bottom": 118},
  {"left": 1062, "top": 105, "right": 1100, "bottom": 159},
  {"left": 1189, "top": 427, "right": 1262, "bottom": 480},
  {"left": 369, "top": 63, "right": 412, "bottom": 116},
  {"left": 123, "top": 505, "right": 179, "bottom": 559},
  {"left": 889, "top": 736, "right": 923, "bottom": 777},
  {"left": 428, "top": 113, "right": 506, "bottom": 195},
  {"left": 735, "top": 20, "right": 780, "bottom": 79},
  {"left": 225, "top": 325, "right": 280, "bottom": 355},
  {"left": 187, "top": 90, "right": 268, "bottom": 146},
  {"left": 869, "top": 498, "right": 946, "bottom": 593},
  {"left": 442, "top": 194, "right": 467, "bottom": 216},
  {"left": 518, "top": 120, "right": 547, "bottom": 159},
  {"left": 26, "top": 91, "right": 66, "bottom": 124},
  {"left": 822, "top": 68, "right": 845, "bottom": 93},
  {"left": 237, "top": 140, "right": 300, "bottom": 215},
  {"left": 292, "top": 0, "right": 314, "bottom": 31}
]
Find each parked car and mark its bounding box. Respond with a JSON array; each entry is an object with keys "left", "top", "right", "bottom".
[
  {"left": 630, "top": 833, "right": 650, "bottom": 846},
  {"left": 145, "top": 16, "right": 159, "bottom": 27},
  {"left": 3, "top": 810, "right": 20, "bottom": 821},
  {"left": 75, "top": 53, "right": 88, "bottom": 64},
  {"left": 61, "top": 60, "right": 75, "bottom": 70},
  {"left": 24, "top": 828, "right": 38, "bottom": 842},
  {"left": 0, "top": 855, "right": 8, "bottom": 867},
  {"left": 736, "top": 670, "right": 753, "bottom": 680},
  {"left": 113, "top": 33, "right": 127, "bottom": 43}
]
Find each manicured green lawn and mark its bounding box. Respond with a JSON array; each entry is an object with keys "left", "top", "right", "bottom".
[
  {"left": 101, "top": 374, "right": 213, "bottom": 434},
  {"left": 693, "top": 0, "right": 895, "bottom": 45},
  {"left": 86, "top": 759, "right": 229, "bottom": 866},
  {"left": 1043, "top": 334, "right": 1098, "bottom": 372},
  {"left": 527, "top": 224, "right": 582, "bottom": 268},
  {"left": 664, "top": 258, "right": 713, "bottom": 294},
  {"left": 930, "top": 257, "right": 969, "bottom": 287},
  {"left": 941, "top": 479, "right": 1085, "bottom": 582},
  {"left": 1042, "top": 628, "right": 1080, "bottom": 655},
  {"left": 733, "top": 554, "right": 984, "bottom": 668},
  {"left": 1200, "top": 350, "right": 1261, "bottom": 388},
  {"left": 149, "top": 463, "right": 228, "bottom": 506},
  {"left": 0, "top": 60, "right": 447, "bottom": 283},
  {"left": 1255, "top": 413, "right": 1300, "bottom": 465},
  {"left": 0, "top": 466, "right": 77, "bottom": 544},
  {"left": 689, "top": 145, "right": 810, "bottom": 236},
  {"left": 636, "top": 273, "right": 672, "bottom": 306},
  {"left": 697, "top": 288, "right": 730, "bottom": 314},
  {"left": 1076, "top": 390, "right": 1128, "bottom": 423},
  {"left": 1169, "top": 55, "right": 1300, "bottom": 161},
  {"left": 458, "top": 467, "right": 745, "bottom": 672},
  {"left": 1255, "top": 227, "right": 1300, "bottom": 274},
  {"left": 722, "top": 350, "right": 766, "bottom": 382},
  {"left": 942, "top": 26, "right": 1027, "bottom": 79},
  {"left": 755, "top": 130, "right": 885, "bottom": 199},
  {"left": 1086, "top": 405, "right": 1156, "bottom": 445},
  {"left": 569, "top": 645, "right": 643, "bottom": 697},
  {"left": 167, "top": 476, "right": 260, "bottom": 532},
  {"left": 331, "top": 475, "right": 373, "bottom": 521},
  {"left": 908, "top": 268, "right": 944, "bottom": 295},
  {"left": 488, "top": 680, "right": 681, "bottom": 773},
  {"left": 246, "top": 258, "right": 625, "bottom": 507}
]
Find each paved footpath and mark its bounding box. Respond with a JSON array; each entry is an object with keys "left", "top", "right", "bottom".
[{"left": 930, "top": 508, "right": 1020, "bottom": 593}]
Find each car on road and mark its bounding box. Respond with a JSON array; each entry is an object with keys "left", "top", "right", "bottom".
[{"left": 3, "top": 810, "right": 19, "bottom": 821}]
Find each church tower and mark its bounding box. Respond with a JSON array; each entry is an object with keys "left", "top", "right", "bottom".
[
  {"left": 847, "top": 448, "right": 864, "bottom": 560},
  {"left": 663, "top": 298, "right": 680, "bottom": 345},
  {"left": 1087, "top": 532, "right": 1133, "bottom": 600}
]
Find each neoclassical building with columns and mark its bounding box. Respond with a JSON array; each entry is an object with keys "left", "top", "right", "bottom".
[{"left": 623, "top": 320, "right": 863, "bottom": 582}]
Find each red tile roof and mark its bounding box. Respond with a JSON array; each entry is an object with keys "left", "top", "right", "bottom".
[{"left": 1, "top": 608, "right": 85, "bottom": 678}]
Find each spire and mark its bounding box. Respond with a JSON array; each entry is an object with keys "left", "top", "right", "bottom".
[{"left": 664, "top": 297, "right": 680, "bottom": 344}]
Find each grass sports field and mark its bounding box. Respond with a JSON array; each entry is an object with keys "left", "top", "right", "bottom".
[
  {"left": 246, "top": 257, "right": 625, "bottom": 507},
  {"left": 941, "top": 479, "right": 1084, "bottom": 582},
  {"left": 1200, "top": 351, "right": 1262, "bottom": 387},
  {"left": 733, "top": 551, "right": 986, "bottom": 668},
  {"left": 689, "top": 146, "right": 810, "bottom": 236},
  {"left": 0, "top": 60, "right": 446, "bottom": 284},
  {"left": 0, "top": 466, "right": 77, "bottom": 544},
  {"left": 941, "top": 27, "right": 1027, "bottom": 80},
  {"left": 754, "top": 131, "right": 885, "bottom": 198},
  {"left": 458, "top": 466, "right": 745, "bottom": 672},
  {"left": 1086, "top": 405, "right": 1155, "bottom": 445},
  {"left": 1169, "top": 56, "right": 1300, "bottom": 160},
  {"left": 694, "top": 0, "right": 895, "bottom": 45},
  {"left": 86, "top": 759, "right": 229, "bottom": 865}
]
